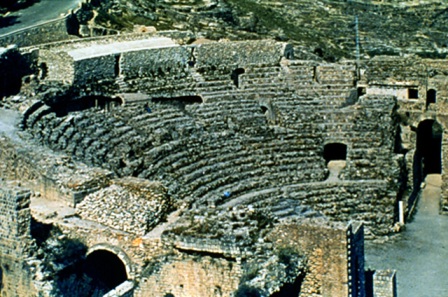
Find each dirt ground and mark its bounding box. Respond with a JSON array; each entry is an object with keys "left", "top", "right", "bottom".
[{"left": 365, "top": 174, "right": 448, "bottom": 297}]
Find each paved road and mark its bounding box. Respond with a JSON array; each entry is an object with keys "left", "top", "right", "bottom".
[
  {"left": 365, "top": 174, "right": 448, "bottom": 297},
  {"left": 0, "top": 0, "right": 83, "bottom": 36}
]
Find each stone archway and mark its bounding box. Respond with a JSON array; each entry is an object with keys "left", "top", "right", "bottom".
[
  {"left": 414, "top": 120, "right": 442, "bottom": 191},
  {"left": 85, "top": 249, "right": 128, "bottom": 290},
  {"left": 86, "top": 244, "right": 134, "bottom": 280}
]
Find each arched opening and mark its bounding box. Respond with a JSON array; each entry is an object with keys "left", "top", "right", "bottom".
[
  {"left": 414, "top": 120, "right": 442, "bottom": 186},
  {"left": 51, "top": 96, "right": 123, "bottom": 117},
  {"left": 84, "top": 250, "right": 128, "bottom": 292},
  {"left": 164, "top": 294, "right": 175, "bottom": 297},
  {"left": 269, "top": 274, "right": 304, "bottom": 297},
  {"left": 426, "top": 89, "right": 436, "bottom": 108},
  {"left": 230, "top": 68, "right": 245, "bottom": 88},
  {"left": 324, "top": 143, "right": 347, "bottom": 181},
  {"left": 323, "top": 143, "right": 347, "bottom": 164}
]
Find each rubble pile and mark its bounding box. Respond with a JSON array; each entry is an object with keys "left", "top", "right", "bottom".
[{"left": 76, "top": 177, "right": 170, "bottom": 236}]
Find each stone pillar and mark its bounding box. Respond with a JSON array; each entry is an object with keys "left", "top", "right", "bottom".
[
  {"left": 0, "top": 182, "right": 36, "bottom": 297},
  {"left": 373, "top": 270, "right": 397, "bottom": 297}
]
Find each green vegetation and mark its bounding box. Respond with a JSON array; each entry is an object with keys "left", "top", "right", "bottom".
[{"left": 92, "top": 0, "right": 448, "bottom": 60}]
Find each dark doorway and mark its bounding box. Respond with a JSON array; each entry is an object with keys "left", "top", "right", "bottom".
[
  {"left": 84, "top": 250, "right": 127, "bottom": 291},
  {"left": 269, "top": 274, "right": 303, "bottom": 297},
  {"left": 414, "top": 120, "right": 442, "bottom": 191},
  {"left": 357, "top": 87, "right": 366, "bottom": 97},
  {"left": 426, "top": 89, "right": 436, "bottom": 108},
  {"left": 323, "top": 143, "right": 347, "bottom": 164},
  {"left": 231, "top": 68, "right": 245, "bottom": 88}
]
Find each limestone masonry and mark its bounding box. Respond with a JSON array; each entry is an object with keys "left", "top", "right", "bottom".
[{"left": 1, "top": 2, "right": 447, "bottom": 296}]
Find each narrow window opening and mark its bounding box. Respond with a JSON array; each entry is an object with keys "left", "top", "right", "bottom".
[
  {"left": 426, "top": 89, "right": 436, "bottom": 108},
  {"left": 114, "top": 55, "right": 121, "bottom": 77},
  {"left": 231, "top": 68, "right": 245, "bottom": 88},
  {"left": 408, "top": 88, "right": 419, "bottom": 99},
  {"left": 188, "top": 47, "right": 196, "bottom": 67},
  {"left": 260, "top": 106, "right": 268, "bottom": 114}
]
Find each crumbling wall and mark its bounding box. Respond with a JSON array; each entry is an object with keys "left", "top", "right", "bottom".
[
  {"left": 267, "top": 219, "right": 358, "bottom": 297},
  {"left": 0, "top": 135, "right": 112, "bottom": 205},
  {"left": 363, "top": 56, "right": 448, "bottom": 215},
  {"left": 0, "top": 45, "right": 34, "bottom": 98},
  {"left": 38, "top": 50, "right": 75, "bottom": 83},
  {"left": 135, "top": 256, "right": 242, "bottom": 297},
  {"left": 0, "top": 182, "right": 36, "bottom": 297},
  {"left": 76, "top": 177, "right": 171, "bottom": 236}
]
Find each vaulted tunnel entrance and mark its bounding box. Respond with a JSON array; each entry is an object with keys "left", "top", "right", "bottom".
[
  {"left": 323, "top": 143, "right": 347, "bottom": 181},
  {"left": 414, "top": 120, "right": 442, "bottom": 190},
  {"left": 84, "top": 250, "right": 128, "bottom": 292},
  {"left": 323, "top": 143, "right": 347, "bottom": 164}
]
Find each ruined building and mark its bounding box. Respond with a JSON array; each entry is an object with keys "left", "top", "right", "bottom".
[{"left": 0, "top": 2, "right": 447, "bottom": 297}]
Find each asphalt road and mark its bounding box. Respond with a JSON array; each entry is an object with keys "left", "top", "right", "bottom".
[{"left": 0, "top": 0, "right": 83, "bottom": 36}]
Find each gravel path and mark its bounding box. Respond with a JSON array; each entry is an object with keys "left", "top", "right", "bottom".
[{"left": 365, "top": 174, "right": 448, "bottom": 297}]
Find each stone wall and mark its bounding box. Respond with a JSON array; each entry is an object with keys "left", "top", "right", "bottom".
[
  {"left": 0, "top": 135, "right": 113, "bottom": 205},
  {"left": 135, "top": 256, "right": 242, "bottom": 297},
  {"left": 0, "top": 182, "right": 36, "bottom": 297},
  {"left": 267, "top": 219, "right": 361, "bottom": 297},
  {"left": 0, "top": 17, "right": 75, "bottom": 48},
  {"left": 194, "top": 40, "right": 288, "bottom": 69},
  {"left": 73, "top": 54, "right": 116, "bottom": 86},
  {"left": 362, "top": 56, "right": 448, "bottom": 215},
  {"left": 0, "top": 45, "right": 35, "bottom": 98},
  {"left": 22, "top": 45, "right": 401, "bottom": 234},
  {"left": 76, "top": 177, "right": 171, "bottom": 236}
]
